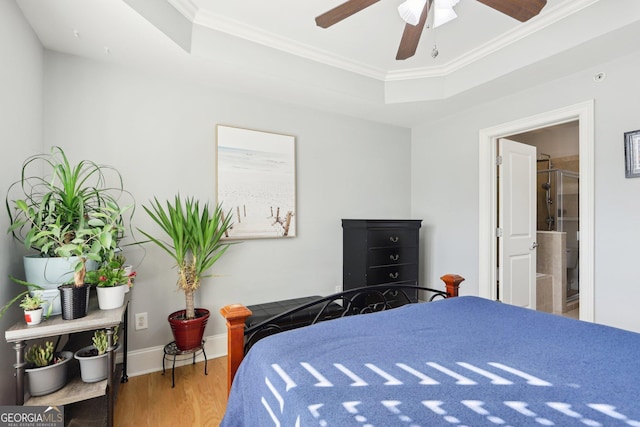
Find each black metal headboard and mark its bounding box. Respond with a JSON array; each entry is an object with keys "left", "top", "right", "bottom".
[{"left": 244, "top": 284, "right": 450, "bottom": 353}]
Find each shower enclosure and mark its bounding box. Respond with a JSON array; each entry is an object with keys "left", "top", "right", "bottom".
[{"left": 537, "top": 168, "right": 580, "bottom": 302}]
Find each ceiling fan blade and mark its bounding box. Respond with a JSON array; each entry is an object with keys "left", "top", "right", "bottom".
[
  {"left": 315, "top": 0, "right": 381, "bottom": 28},
  {"left": 476, "top": 0, "right": 547, "bottom": 22},
  {"left": 396, "top": 0, "right": 430, "bottom": 60}
]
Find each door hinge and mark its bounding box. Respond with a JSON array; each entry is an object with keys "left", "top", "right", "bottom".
[
  {"left": 496, "top": 155, "right": 503, "bottom": 166},
  {"left": 496, "top": 227, "right": 503, "bottom": 238}
]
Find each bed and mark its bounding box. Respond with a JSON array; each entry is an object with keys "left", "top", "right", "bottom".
[{"left": 219, "top": 277, "right": 640, "bottom": 426}]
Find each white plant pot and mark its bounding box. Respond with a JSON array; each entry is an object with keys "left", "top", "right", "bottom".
[
  {"left": 74, "top": 344, "right": 119, "bottom": 383},
  {"left": 29, "top": 289, "right": 59, "bottom": 318},
  {"left": 24, "top": 307, "right": 43, "bottom": 326},
  {"left": 96, "top": 285, "right": 126, "bottom": 310},
  {"left": 23, "top": 255, "right": 98, "bottom": 315}
]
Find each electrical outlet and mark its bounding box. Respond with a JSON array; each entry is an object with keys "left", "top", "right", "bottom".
[
  {"left": 135, "top": 312, "right": 148, "bottom": 330},
  {"left": 334, "top": 285, "right": 341, "bottom": 293}
]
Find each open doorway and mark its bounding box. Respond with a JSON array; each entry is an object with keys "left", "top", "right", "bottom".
[
  {"left": 506, "top": 122, "right": 580, "bottom": 319},
  {"left": 478, "top": 100, "right": 594, "bottom": 322}
]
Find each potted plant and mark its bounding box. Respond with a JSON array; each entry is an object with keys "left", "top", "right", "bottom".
[
  {"left": 138, "top": 195, "right": 234, "bottom": 351},
  {"left": 74, "top": 328, "right": 119, "bottom": 383},
  {"left": 5, "top": 146, "right": 133, "bottom": 316},
  {"left": 113, "top": 252, "right": 136, "bottom": 293},
  {"left": 87, "top": 254, "right": 135, "bottom": 310},
  {"left": 0, "top": 276, "right": 52, "bottom": 325},
  {"left": 24, "top": 341, "right": 73, "bottom": 396},
  {"left": 19, "top": 293, "right": 45, "bottom": 326},
  {"left": 49, "top": 201, "right": 131, "bottom": 319}
]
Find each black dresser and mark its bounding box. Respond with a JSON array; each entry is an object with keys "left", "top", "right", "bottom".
[{"left": 342, "top": 219, "right": 422, "bottom": 302}]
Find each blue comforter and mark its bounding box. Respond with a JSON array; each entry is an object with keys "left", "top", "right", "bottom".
[{"left": 221, "top": 296, "right": 640, "bottom": 426}]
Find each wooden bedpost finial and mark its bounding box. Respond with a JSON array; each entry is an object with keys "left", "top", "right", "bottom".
[
  {"left": 440, "top": 274, "right": 464, "bottom": 297},
  {"left": 220, "top": 304, "right": 252, "bottom": 396}
]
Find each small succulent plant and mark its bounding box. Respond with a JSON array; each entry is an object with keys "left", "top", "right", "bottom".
[
  {"left": 92, "top": 327, "right": 119, "bottom": 355},
  {"left": 25, "top": 341, "right": 65, "bottom": 367},
  {"left": 19, "top": 293, "right": 44, "bottom": 311}
]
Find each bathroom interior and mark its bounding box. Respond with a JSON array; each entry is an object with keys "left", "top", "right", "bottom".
[{"left": 510, "top": 121, "right": 580, "bottom": 318}]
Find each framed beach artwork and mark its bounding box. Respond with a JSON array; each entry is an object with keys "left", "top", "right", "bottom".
[{"left": 216, "top": 125, "right": 296, "bottom": 239}]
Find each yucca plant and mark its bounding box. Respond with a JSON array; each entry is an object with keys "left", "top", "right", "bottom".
[{"left": 138, "top": 195, "right": 234, "bottom": 319}]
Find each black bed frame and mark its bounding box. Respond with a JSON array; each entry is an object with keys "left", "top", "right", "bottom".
[
  {"left": 220, "top": 274, "right": 464, "bottom": 395},
  {"left": 245, "top": 284, "right": 447, "bottom": 352}
]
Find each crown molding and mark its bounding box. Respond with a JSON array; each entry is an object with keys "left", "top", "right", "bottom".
[
  {"left": 386, "top": 0, "right": 600, "bottom": 81},
  {"left": 168, "top": 0, "right": 599, "bottom": 83},
  {"left": 191, "top": 9, "right": 388, "bottom": 80}
]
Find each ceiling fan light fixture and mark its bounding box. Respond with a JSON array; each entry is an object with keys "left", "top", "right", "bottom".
[
  {"left": 433, "top": 7, "right": 457, "bottom": 27},
  {"left": 398, "top": 0, "right": 427, "bottom": 26},
  {"left": 435, "top": 0, "right": 460, "bottom": 7},
  {"left": 433, "top": 0, "right": 460, "bottom": 27}
]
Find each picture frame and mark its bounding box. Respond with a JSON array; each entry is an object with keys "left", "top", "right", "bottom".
[
  {"left": 624, "top": 129, "right": 640, "bottom": 178},
  {"left": 216, "top": 125, "right": 296, "bottom": 239}
]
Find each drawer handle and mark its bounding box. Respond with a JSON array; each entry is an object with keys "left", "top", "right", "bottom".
[
  {"left": 389, "top": 236, "right": 399, "bottom": 243},
  {"left": 389, "top": 272, "right": 399, "bottom": 279},
  {"left": 390, "top": 254, "right": 400, "bottom": 261}
]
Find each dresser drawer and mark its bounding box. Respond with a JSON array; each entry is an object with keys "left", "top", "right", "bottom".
[
  {"left": 367, "top": 264, "right": 418, "bottom": 285},
  {"left": 367, "top": 228, "right": 417, "bottom": 248},
  {"left": 342, "top": 219, "right": 422, "bottom": 292},
  {"left": 368, "top": 247, "right": 418, "bottom": 267}
]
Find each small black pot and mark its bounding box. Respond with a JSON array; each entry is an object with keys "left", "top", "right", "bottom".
[{"left": 58, "top": 283, "right": 90, "bottom": 320}]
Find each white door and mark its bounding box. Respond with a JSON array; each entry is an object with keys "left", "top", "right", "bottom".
[{"left": 498, "top": 138, "right": 537, "bottom": 308}]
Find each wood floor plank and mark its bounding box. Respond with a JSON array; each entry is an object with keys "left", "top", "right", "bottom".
[{"left": 114, "top": 356, "right": 227, "bottom": 426}]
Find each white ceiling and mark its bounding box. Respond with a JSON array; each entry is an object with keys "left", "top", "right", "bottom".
[{"left": 15, "top": 0, "right": 640, "bottom": 127}]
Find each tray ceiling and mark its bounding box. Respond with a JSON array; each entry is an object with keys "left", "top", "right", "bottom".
[{"left": 16, "top": 0, "right": 640, "bottom": 126}]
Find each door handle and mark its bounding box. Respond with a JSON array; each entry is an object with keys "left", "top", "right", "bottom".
[{"left": 530, "top": 242, "right": 539, "bottom": 250}]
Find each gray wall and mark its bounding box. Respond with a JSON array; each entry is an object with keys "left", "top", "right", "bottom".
[
  {"left": 0, "top": 0, "right": 43, "bottom": 405},
  {"left": 412, "top": 49, "right": 640, "bottom": 332},
  {"left": 0, "top": 44, "right": 412, "bottom": 403},
  {"left": 1, "top": 5, "right": 412, "bottom": 403},
  {"left": 41, "top": 52, "right": 412, "bottom": 351}
]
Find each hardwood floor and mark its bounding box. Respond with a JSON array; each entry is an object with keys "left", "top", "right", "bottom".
[{"left": 114, "top": 356, "right": 228, "bottom": 426}]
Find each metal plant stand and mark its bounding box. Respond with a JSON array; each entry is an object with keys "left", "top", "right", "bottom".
[
  {"left": 162, "top": 340, "right": 207, "bottom": 388},
  {"left": 4, "top": 295, "right": 129, "bottom": 427}
]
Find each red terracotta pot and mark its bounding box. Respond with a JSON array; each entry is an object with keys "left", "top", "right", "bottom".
[{"left": 168, "top": 308, "right": 210, "bottom": 351}]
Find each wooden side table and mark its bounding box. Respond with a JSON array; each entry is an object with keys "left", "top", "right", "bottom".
[{"left": 162, "top": 341, "right": 207, "bottom": 388}]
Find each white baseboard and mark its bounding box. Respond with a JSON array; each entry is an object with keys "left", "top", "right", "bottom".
[{"left": 116, "top": 332, "right": 227, "bottom": 377}]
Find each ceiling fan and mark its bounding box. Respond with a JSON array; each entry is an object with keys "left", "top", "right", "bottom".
[{"left": 315, "top": 0, "right": 547, "bottom": 60}]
